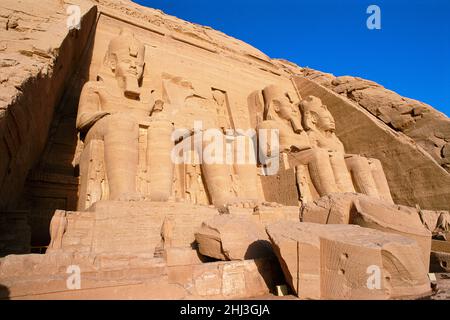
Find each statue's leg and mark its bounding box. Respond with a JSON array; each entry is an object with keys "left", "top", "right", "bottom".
[
  {"left": 345, "top": 155, "right": 379, "bottom": 198},
  {"left": 233, "top": 133, "right": 260, "bottom": 201},
  {"left": 329, "top": 151, "right": 355, "bottom": 193},
  {"left": 368, "top": 158, "right": 394, "bottom": 203},
  {"left": 293, "top": 148, "right": 339, "bottom": 196},
  {"left": 102, "top": 115, "right": 139, "bottom": 200},
  {"left": 201, "top": 163, "right": 233, "bottom": 207},
  {"left": 199, "top": 133, "right": 234, "bottom": 207},
  {"left": 147, "top": 120, "right": 175, "bottom": 201}
]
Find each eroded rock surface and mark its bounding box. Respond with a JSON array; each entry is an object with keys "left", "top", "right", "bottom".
[{"left": 301, "top": 193, "right": 433, "bottom": 270}]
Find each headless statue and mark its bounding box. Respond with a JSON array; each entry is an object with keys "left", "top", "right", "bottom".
[
  {"left": 198, "top": 109, "right": 260, "bottom": 208},
  {"left": 166, "top": 82, "right": 260, "bottom": 208}
]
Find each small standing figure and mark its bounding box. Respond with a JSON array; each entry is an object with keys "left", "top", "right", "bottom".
[
  {"left": 186, "top": 163, "right": 203, "bottom": 205},
  {"left": 184, "top": 150, "right": 204, "bottom": 205},
  {"left": 212, "top": 89, "right": 231, "bottom": 133}
]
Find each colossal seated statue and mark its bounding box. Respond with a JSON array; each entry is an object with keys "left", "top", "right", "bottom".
[
  {"left": 257, "top": 85, "right": 348, "bottom": 198},
  {"left": 300, "top": 95, "right": 394, "bottom": 203},
  {"left": 255, "top": 85, "right": 393, "bottom": 204},
  {"left": 76, "top": 29, "right": 174, "bottom": 209}
]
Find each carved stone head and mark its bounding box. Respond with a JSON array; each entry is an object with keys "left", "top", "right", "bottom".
[
  {"left": 300, "top": 95, "right": 336, "bottom": 132},
  {"left": 262, "top": 85, "right": 302, "bottom": 133},
  {"left": 104, "top": 28, "right": 145, "bottom": 99}
]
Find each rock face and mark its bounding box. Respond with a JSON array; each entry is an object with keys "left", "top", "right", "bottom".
[
  {"left": 266, "top": 221, "right": 431, "bottom": 300},
  {"left": 0, "top": 0, "right": 97, "bottom": 212},
  {"left": 0, "top": 0, "right": 448, "bottom": 300}
]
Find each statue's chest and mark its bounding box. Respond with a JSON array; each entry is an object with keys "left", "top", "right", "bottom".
[
  {"left": 98, "top": 89, "right": 152, "bottom": 113},
  {"left": 318, "top": 136, "right": 344, "bottom": 153}
]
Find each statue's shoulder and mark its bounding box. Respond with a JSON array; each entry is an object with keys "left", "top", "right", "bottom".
[{"left": 81, "top": 80, "right": 105, "bottom": 93}]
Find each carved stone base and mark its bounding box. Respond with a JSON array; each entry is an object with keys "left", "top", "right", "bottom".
[
  {"left": 0, "top": 200, "right": 292, "bottom": 299},
  {"left": 0, "top": 251, "right": 282, "bottom": 299},
  {"left": 49, "top": 201, "right": 220, "bottom": 255}
]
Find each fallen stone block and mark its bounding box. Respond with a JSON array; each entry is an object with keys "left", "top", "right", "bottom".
[
  {"left": 266, "top": 221, "right": 431, "bottom": 300},
  {"left": 301, "top": 192, "right": 356, "bottom": 224},
  {"left": 195, "top": 214, "right": 274, "bottom": 261},
  {"left": 301, "top": 193, "right": 432, "bottom": 270},
  {"left": 353, "top": 196, "right": 432, "bottom": 271},
  {"left": 190, "top": 259, "right": 281, "bottom": 299}
]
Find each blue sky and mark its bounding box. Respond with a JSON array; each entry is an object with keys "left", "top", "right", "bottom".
[{"left": 134, "top": 0, "right": 450, "bottom": 116}]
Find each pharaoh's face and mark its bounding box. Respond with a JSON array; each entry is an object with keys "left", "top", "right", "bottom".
[
  {"left": 271, "top": 97, "right": 303, "bottom": 133},
  {"left": 315, "top": 105, "right": 335, "bottom": 131},
  {"left": 274, "top": 98, "right": 297, "bottom": 121},
  {"left": 302, "top": 96, "right": 336, "bottom": 132},
  {"left": 106, "top": 31, "right": 146, "bottom": 98},
  {"left": 114, "top": 54, "right": 145, "bottom": 82}
]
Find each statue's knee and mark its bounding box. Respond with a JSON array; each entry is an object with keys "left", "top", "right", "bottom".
[
  {"left": 368, "top": 158, "right": 382, "bottom": 168},
  {"left": 105, "top": 114, "right": 138, "bottom": 135},
  {"left": 346, "top": 155, "right": 367, "bottom": 169}
]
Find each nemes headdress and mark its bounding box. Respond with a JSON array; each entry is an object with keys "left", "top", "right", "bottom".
[
  {"left": 104, "top": 28, "right": 145, "bottom": 71},
  {"left": 262, "top": 84, "right": 288, "bottom": 121}
]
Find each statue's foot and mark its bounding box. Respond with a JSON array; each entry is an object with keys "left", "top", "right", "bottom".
[
  {"left": 116, "top": 192, "right": 145, "bottom": 202},
  {"left": 226, "top": 198, "right": 260, "bottom": 209},
  {"left": 261, "top": 201, "right": 284, "bottom": 208}
]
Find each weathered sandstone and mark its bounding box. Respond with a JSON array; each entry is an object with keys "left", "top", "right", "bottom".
[
  {"left": 195, "top": 214, "right": 274, "bottom": 261},
  {"left": 267, "top": 221, "right": 431, "bottom": 300}
]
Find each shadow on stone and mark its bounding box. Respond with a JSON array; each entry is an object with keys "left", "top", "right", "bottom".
[
  {"left": 0, "top": 284, "right": 10, "bottom": 300},
  {"left": 244, "top": 240, "right": 274, "bottom": 260},
  {"left": 253, "top": 257, "right": 286, "bottom": 295},
  {"left": 246, "top": 240, "right": 286, "bottom": 295}
]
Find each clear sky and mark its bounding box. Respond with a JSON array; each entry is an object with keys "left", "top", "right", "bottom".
[{"left": 134, "top": 0, "right": 450, "bottom": 116}]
